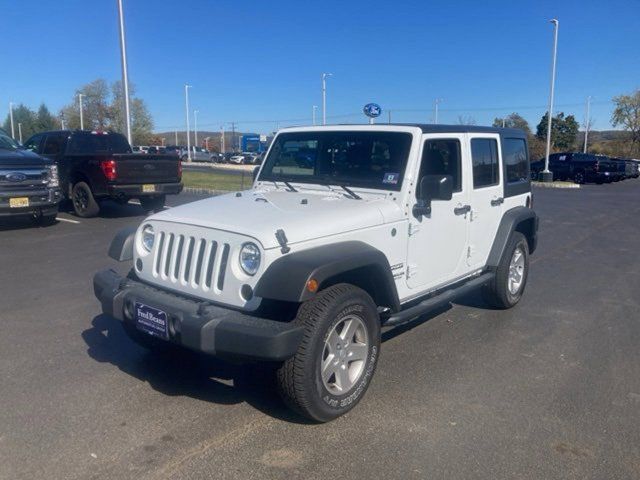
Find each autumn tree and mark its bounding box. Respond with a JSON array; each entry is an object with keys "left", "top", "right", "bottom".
[{"left": 611, "top": 89, "right": 640, "bottom": 155}]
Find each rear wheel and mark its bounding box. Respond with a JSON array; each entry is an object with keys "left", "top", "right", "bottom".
[
  {"left": 573, "top": 172, "right": 585, "bottom": 184},
  {"left": 276, "top": 284, "right": 381, "bottom": 422},
  {"left": 72, "top": 181, "right": 100, "bottom": 217},
  {"left": 482, "top": 232, "right": 529, "bottom": 309},
  {"left": 139, "top": 195, "right": 166, "bottom": 213}
]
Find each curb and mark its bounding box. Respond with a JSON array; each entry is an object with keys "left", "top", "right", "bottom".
[{"left": 532, "top": 182, "right": 580, "bottom": 189}]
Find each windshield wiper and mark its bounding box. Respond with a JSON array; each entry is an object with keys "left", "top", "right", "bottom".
[{"left": 338, "top": 184, "right": 361, "bottom": 200}]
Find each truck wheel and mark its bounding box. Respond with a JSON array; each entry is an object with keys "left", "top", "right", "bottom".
[
  {"left": 276, "top": 283, "right": 381, "bottom": 422},
  {"left": 71, "top": 181, "right": 100, "bottom": 217},
  {"left": 483, "top": 232, "right": 529, "bottom": 309},
  {"left": 38, "top": 214, "right": 57, "bottom": 226},
  {"left": 574, "top": 172, "right": 585, "bottom": 184},
  {"left": 139, "top": 195, "right": 166, "bottom": 213}
]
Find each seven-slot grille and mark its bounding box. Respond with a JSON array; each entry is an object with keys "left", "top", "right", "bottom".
[{"left": 152, "top": 231, "right": 231, "bottom": 293}]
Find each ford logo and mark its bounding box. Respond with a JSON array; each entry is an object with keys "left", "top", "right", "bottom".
[
  {"left": 6, "top": 172, "right": 27, "bottom": 182},
  {"left": 143, "top": 164, "right": 155, "bottom": 170},
  {"left": 363, "top": 103, "right": 382, "bottom": 118}
]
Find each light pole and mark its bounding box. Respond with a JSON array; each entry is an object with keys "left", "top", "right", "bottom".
[
  {"left": 175, "top": 130, "right": 178, "bottom": 145},
  {"left": 161, "top": 137, "right": 166, "bottom": 146},
  {"left": 221, "top": 126, "right": 225, "bottom": 153},
  {"left": 312, "top": 105, "right": 318, "bottom": 126},
  {"left": 542, "top": 19, "right": 559, "bottom": 183},
  {"left": 61, "top": 112, "right": 66, "bottom": 130},
  {"left": 78, "top": 94, "right": 84, "bottom": 130},
  {"left": 433, "top": 98, "right": 442, "bottom": 124},
  {"left": 322, "top": 73, "right": 332, "bottom": 125},
  {"left": 117, "top": 0, "right": 132, "bottom": 145},
  {"left": 194, "top": 110, "right": 199, "bottom": 149},
  {"left": 583, "top": 95, "right": 591, "bottom": 154},
  {"left": 184, "top": 84, "right": 192, "bottom": 161},
  {"left": 18, "top": 123, "right": 22, "bottom": 143},
  {"left": 8, "top": 102, "right": 15, "bottom": 139}
]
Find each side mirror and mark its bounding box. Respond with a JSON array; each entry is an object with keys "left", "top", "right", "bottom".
[
  {"left": 413, "top": 174, "right": 453, "bottom": 217},
  {"left": 252, "top": 166, "right": 260, "bottom": 182}
]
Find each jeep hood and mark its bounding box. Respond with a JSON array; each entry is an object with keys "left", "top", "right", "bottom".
[{"left": 151, "top": 189, "right": 402, "bottom": 249}]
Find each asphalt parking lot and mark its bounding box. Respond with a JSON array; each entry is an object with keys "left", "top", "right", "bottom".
[{"left": 1, "top": 181, "right": 640, "bottom": 480}]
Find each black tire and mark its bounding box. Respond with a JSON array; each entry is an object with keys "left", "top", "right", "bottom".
[
  {"left": 276, "top": 283, "right": 381, "bottom": 422},
  {"left": 573, "top": 172, "right": 585, "bottom": 184},
  {"left": 122, "top": 322, "right": 176, "bottom": 354},
  {"left": 139, "top": 195, "right": 166, "bottom": 213},
  {"left": 482, "top": 232, "right": 529, "bottom": 309},
  {"left": 71, "top": 181, "right": 100, "bottom": 217},
  {"left": 181, "top": 155, "right": 190, "bottom": 163}
]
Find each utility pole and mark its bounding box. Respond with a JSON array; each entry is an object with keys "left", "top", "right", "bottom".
[
  {"left": 175, "top": 130, "right": 178, "bottom": 145},
  {"left": 18, "top": 123, "right": 22, "bottom": 143},
  {"left": 322, "top": 73, "right": 332, "bottom": 125},
  {"left": 583, "top": 95, "right": 592, "bottom": 153},
  {"left": 312, "top": 105, "right": 317, "bottom": 126},
  {"left": 502, "top": 118, "right": 506, "bottom": 128},
  {"left": 221, "top": 125, "right": 225, "bottom": 153},
  {"left": 161, "top": 137, "right": 166, "bottom": 146},
  {"left": 61, "top": 112, "right": 66, "bottom": 130},
  {"left": 194, "top": 110, "right": 199, "bottom": 148},
  {"left": 117, "top": 0, "right": 132, "bottom": 145},
  {"left": 78, "top": 94, "right": 84, "bottom": 130},
  {"left": 230, "top": 122, "right": 236, "bottom": 151},
  {"left": 184, "top": 84, "right": 192, "bottom": 161},
  {"left": 433, "top": 99, "right": 442, "bottom": 124},
  {"left": 388, "top": 110, "right": 392, "bottom": 124},
  {"left": 8, "top": 102, "right": 15, "bottom": 139},
  {"left": 542, "top": 19, "right": 559, "bottom": 183}
]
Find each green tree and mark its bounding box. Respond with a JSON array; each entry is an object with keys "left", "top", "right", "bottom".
[
  {"left": 493, "top": 112, "right": 531, "bottom": 134},
  {"left": 110, "top": 81, "right": 155, "bottom": 145},
  {"left": 60, "top": 79, "right": 111, "bottom": 130},
  {"left": 536, "top": 112, "right": 579, "bottom": 151},
  {"left": 611, "top": 89, "right": 640, "bottom": 155},
  {"left": 35, "top": 103, "right": 58, "bottom": 132},
  {"left": 2, "top": 104, "right": 37, "bottom": 142}
]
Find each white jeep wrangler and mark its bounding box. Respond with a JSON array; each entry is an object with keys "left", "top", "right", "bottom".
[{"left": 94, "top": 124, "right": 538, "bottom": 422}]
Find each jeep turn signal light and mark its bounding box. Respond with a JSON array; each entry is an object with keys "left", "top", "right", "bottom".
[{"left": 306, "top": 279, "right": 318, "bottom": 293}]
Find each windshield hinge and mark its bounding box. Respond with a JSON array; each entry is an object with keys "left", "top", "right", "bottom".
[
  {"left": 406, "top": 264, "right": 418, "bottom": 279},
  {"left": 408, "top": 223, "right": 420, "bottom": 236}
]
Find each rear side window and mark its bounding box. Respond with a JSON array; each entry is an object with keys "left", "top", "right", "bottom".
[
  {"left": 420, "top": 139, "right": 462, "bottom": 192},
  {"left": 67, "top": 133, "right": 131, "bottom": 155},
  {"left": 471, "top": 138, "right": 499, "bottom": 188},
  {"left": 42, "top": 134, "right": 66, "bottom": 155},
  {"left": 503, "top": 138, "right": 529, "bottom": 184}
]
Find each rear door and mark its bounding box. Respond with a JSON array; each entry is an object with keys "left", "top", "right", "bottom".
[{"left": 467, "top": 134, "right": 504, "bottom": 269}]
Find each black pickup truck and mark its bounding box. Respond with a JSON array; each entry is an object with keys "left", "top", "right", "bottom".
[
  {"left": 0, "top": 128, "right": 61, "bottom": 225},
  {"left": 23, "top": 130, "right": 183, "bottom": 217},
  {"left": 531, "top": 152, "right": 616, "bottom": 184}
]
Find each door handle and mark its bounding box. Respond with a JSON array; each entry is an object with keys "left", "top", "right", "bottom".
[
  {"left": 490, "top": 197, "right": 504, "bottom": 206},
  {"left": 454, "top": 205, "right": 471, "bottom": 215}
]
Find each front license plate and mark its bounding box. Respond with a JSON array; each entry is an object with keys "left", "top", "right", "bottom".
[
  {"left": 9, "top": 197, "right": 29, "bottom": 208},
  {"left": 142, "top": 184, "right": 156, "bottom": 193},
  {"left": 135, "top": 302, "right": 169, "bottom": 340}
]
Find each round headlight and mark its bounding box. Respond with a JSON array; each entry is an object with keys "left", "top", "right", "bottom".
[
  {"left": 239, "top": 242, "right": 261, "bottom": 275},
  {"left": 141, "top": 224, "right": 155, "bottom": 252}
]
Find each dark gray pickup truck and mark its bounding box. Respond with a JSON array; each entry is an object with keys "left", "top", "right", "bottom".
[
  {"left": 0, "top": 128, "right": 61, "bottom": 225},
  {"left": 23, "top": 130, "right": 183, "bottom": 217}
]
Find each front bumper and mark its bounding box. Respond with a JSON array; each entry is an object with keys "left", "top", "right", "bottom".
[
  {"left": 93, "top": 269, "right": 303, "bottom": 362},
  {"left": 106, "top": 182, "right": 183, "bottom": 198},
  {"left": 0, "top": 188, "right": 61, "bottom": 217}
]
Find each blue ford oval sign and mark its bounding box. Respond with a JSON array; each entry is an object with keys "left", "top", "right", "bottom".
[{"left": 363, "top": 103, "right": 382, "bottom": 118}]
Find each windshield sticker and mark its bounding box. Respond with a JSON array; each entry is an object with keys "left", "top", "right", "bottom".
[{"left": 383, "top": 172, "right": 400, "bottom": 184}]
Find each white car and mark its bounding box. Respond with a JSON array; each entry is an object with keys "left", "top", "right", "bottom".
[
  {"left": 229, "top": 154, "right": 246, "bottom": 164},
  {"left": 95, "top": 124, "right": 538, "bottom": 422}
]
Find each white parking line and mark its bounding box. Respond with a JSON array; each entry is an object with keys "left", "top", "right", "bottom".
[{"left": 56, "top": 216, "right": 81, "bottom": 224}]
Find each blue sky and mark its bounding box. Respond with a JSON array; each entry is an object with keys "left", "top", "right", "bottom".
[{"left": 2, "top": 0, "right": 638, "bottom": 134}]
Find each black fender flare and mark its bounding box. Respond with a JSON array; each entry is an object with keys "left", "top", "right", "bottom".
[
  {"left": 254, "top": 241, "right": 400, "bottom": 311},
  {"left": 108, "top": 226, "right": 137, "bottom": 261},
  {"left": 486, "top": 206, "right": 538, "bottom": 268}
]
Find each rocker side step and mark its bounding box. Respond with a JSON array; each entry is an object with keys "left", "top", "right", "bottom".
[{"left": 383, "top": 272, "right": 495, "bottom": 327}]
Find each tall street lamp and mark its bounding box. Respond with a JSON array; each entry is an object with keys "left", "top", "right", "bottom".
[
  {"left": 117, "top": 0, "right": 132, "bottom": 145},
  {"left": 18, "top": 123, "right": 22, "bottom": 143},
  {"left": 433, "top": 98, "right": 443, "bottom": 124},
  {"left": 312, "top": 105, "right": 318, "bottom": 126},
  {"left": 184, "top": 84, "right": 192, "bottom": 161},
  {"left": 322, "top": 73, "right": 332, "bottom": 125},
  {"left": 542, "top": 19, "right": 559, "bottom": 183},
  {"left": 194, "top": 110, "right": 199, "bottom": 148},
  {"left": 583, "top": 95, "right": 592, "bottom": 154},
  {"left": 78, "top": 94, "right": 84, "bottom": 130},
  {"left": 8, "top": 102, "right": 15, "bottom": 139}
]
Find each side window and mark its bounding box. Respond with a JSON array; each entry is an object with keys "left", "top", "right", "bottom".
[
  {"left": 471, "top": 138, "right": 499, "bottom": 188},
  {"left": 23, "top": 134, "right": 43, "bottom": 152},
  {"left": 419, "top": 139, "right": 462, "bottom": 192},
  {"left": 42, "top": 135, "right": 65, "bottom": 155},
  {"left": 503, "top": 138, "right": 529, "bottom": 184}
]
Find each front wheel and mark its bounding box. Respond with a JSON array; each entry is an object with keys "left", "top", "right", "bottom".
[
  {"left": 574, "top": 172, "right": 585, "bottom": 184},
  {"left": 277, "top": 284, "right": 381, "bottom": 422},
  {"left": 482, "top": 232, "right": 530, "bottom": 309},
  {"left": 139, "top": 195, "right": 166, "bottom": 213}
]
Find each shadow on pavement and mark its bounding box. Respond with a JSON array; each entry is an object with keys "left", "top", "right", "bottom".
[{"left": 81, "top": 314, "right": 314, "bottom": 424}]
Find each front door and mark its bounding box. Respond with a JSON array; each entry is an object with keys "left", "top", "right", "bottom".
[
  {"left": 406, "top": 134, "right": 470, "bottom": 292},
  {"left": 466, "top": 134, "right": 504, "bottom": 269}
]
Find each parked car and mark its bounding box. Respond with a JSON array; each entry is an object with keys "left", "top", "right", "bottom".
[
  {"left": 229, "top": 154, "right": 246, "bottom": 164},
  {"left": 532, "top": 152, "right": 616, "bottom": 184},
  {"left": 0, "top": 128, "right": 61, "bottom": 225},
  {"left": 23, "top": 130, "right": 182, "bottom": 217},
  {"left": 209, "top": 152, "right": 224, "bottom": 163},
  {"left": 179, "top": 147, "right": 211, "bottom": 162},
  {"left": 95, "top": 124, "right": 538, "bottom": 422},
  {"left": 147, "top": 146, "right": 159, "bottom": 154}
]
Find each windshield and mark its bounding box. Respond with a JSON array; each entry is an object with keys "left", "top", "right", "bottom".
[
  {"left": 259, "top": 131, "right": 412, "bottom": 191},
  {"left": 0, "top": 131, "right": 19, "bottom": 150}
]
